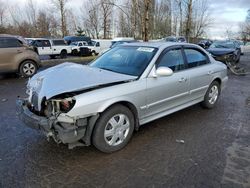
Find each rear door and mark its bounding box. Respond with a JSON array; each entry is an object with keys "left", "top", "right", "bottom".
[
  {"left": 183, "top": 47, "right": 214, "bottom": 101},
  {"left": 52, "top": 40, "right": 68, "bottom": 54},
  {"left": 35, "top": 40, "right": 52, "bottom": 55},
  {"left": 144, "top": 47, "right": 190, "bottom": 119},
  {"left": 0, "top": 38, "right": 24, "bottom": 72}
]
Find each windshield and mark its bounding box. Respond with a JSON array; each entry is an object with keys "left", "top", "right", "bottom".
[
  {"left": 91, "top": 46, "right": 157, "bottom": 76},
  {"left": 88, "top": 41, "right": 96, "bottom": 46},
  {"left": 210, "top": 41, "right": 235, "bottom": 49}
]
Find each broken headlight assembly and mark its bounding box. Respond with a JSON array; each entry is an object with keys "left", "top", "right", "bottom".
[{"left": 44, "top": 98, "right": 76, "bottom": 117}]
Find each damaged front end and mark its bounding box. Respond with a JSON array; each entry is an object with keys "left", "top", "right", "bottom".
[{"left": 16, "top": 95, "right": 98, "bottom": 149}]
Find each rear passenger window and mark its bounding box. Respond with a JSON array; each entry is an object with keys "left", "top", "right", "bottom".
[
  {"left": 34, "top": 40, "right": 51, "bottom": 47},
  {"left": 157, "top": 49, "right": 185, "bottom": 72},
  {"left": 53, "top": 40, "right": 67, "bottom": 46},
  {"left": 0, "top": 38, "right": 22, "bottom": 48},
  {"left": 184, "top": 49, "right": 208, "bottom": 68},
  {"left": 41, "top": 40, "right": 51, "bottom": 47}
]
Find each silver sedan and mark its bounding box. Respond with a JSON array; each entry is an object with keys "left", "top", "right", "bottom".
[{"left": 17, "top": 42, "right": 228, "bottom": 153}]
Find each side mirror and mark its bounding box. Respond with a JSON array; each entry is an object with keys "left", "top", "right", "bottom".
[{"left": 155, "top": 67, "right": 173, "bottom": 77}]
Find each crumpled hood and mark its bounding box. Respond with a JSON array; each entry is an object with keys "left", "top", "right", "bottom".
[
  {"left": 28, "top": 62, "right": 137, "bottom": 100},
  {"left": 207, "top": 48, "right": 235, "bottom": 56}
]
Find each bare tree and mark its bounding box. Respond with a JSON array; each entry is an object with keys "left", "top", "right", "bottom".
[
  {"left": 0, "top": 0, "right": 6, "bottom": 26},
  {"left": 192, "top": 0, "right": 213, "bottom": 38},
  {"left": 176, "top": 0, "right": 183, "bottom": 36},
  {"left": 184, "top": 0, "right": 193, "bottom": 42},
  {"left": 100, "top": 0, "right": 114, "bottom": 39},
  {"left": 26, "top": 0, "right": 37, "bottom": 26},
  {"left": 239, "top": 9, "right": 250, "bottom": 41},
  {"left": 153, "top": 0, "right": 172, "bottom": 38},
  {"left": 82, "top": 0, "right": 101, "bottom": 39},
  {"left": 51, "top": 0, "right": 70, "bottom": 37},
  {"left": 36, "top": 10, "right": 52, "bottom": 37}
]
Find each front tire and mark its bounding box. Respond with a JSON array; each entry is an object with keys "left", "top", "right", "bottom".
[
  {"left": 19, "top": 60, "right": 37, "bottom": 77},
  {"left": 72, "top": 49, "right": 78, "bottom": 56},
  {"left": 92, "top": 105, "right": 135, "bottom": 153},
  {"left": 201, "top": 81, "right": 220, "bottom": 109}
]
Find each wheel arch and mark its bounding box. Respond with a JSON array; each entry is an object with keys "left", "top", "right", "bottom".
[
  {"left": 61, "top": 49, "right": 67, "bottom": 53},
  {"left": 212, "top": 77, "right": 222, "bottom": 86},
  {"left": 83, "top": 100, "right": 140, "bottom": 147}
]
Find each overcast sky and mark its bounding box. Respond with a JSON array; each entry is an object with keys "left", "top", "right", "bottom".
[{"left": 6, "top": 0, "right": 249, "bottom": 39}]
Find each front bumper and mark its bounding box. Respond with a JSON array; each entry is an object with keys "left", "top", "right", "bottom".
[{"left": 16, "top": 99, "right": 87, "bottom": 145}]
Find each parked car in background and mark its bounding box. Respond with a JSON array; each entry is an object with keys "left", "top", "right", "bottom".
[
  {"left": 164, "top": 36, "right": 187, "bottom": 43},
  {"left": 206, "top": 40, "right": 241, "bottom": 63},
  {"left": 99, "top": 38, "right": 137, "bottom": 55},
  {"left": 25, "top": 38, "right": 36, "bottom": 45},
  {"left": 30, "top": 39, "right": 72, "bottom": 59},
  {"left": 70, "top": 41, "right": 88, "bottom": 55},
  {"left": 0, "top": 34, "right": 40, "bottom": 77},
  {"left": 234, "top": 40, "right": 245, "bottom": 55},
  {"left": 64, "top": 36, "right": 91, "bottom": 45},
  {"left": 198, "top": 39, "right": 213, "bottom": 49},
  {"left": 243, "top": 42, "right": 250, "bottom": 53},
  {"left": 17, "top": 42, "right": 228, "bottom": 153},
  {"left": 88, "top": 39, "right": 112, "bottom": 55}
]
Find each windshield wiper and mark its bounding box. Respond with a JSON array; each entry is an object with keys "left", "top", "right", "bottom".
[{"left": 99, "top": 67, "right": 116, "bottom": 72}]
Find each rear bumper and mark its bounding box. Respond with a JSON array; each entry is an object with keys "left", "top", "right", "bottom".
[{"left": 16, "top": 99, "right": 88, "bottom": 145}]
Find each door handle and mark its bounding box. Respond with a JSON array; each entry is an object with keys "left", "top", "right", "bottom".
[
  {"left": 179, "top": 77, "right": 187, "bottom": 83},
  {"left": 208, "top": 70, "right": 214, "bottom": 75}
]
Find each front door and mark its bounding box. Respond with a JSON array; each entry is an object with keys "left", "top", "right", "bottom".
[
  {"left": 35, "top": 40, "right": 52, "bottom": 55},
  {"left": 144, "top": 47, "right": 190, "bottom": 119}
]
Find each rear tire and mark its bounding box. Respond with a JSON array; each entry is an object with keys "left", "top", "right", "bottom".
[
  {"left": 92, "top": 105, "right": 135, "bottom": 153},
  {"left": 201, "top": 81, "right": 220, "bottom": 109},
  {"left": 19, "top": 60, "right": 37, "bottom": 77},
  {"left": 60, "top": 50, "right": 67, "bottom": 59}
]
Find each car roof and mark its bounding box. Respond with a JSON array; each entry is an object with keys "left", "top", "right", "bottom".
[
  {"left": 122, "top": 42, "right": 198, "bottom": 49},
  {"left": 0, "top": 34, "right": 27, "bottom": 44}
]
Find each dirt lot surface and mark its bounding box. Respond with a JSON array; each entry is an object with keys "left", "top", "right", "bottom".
[{"left": 0, "top": 54, "right": 249, "bottom": 188}]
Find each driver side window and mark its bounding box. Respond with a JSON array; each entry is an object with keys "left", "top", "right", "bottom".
[{"left": 157, "top": 49, "right": 185, "bottom": 72}]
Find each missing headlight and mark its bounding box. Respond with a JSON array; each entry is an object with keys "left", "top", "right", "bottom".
[{"left": 44, "top": 98, "right": 76, "bottom": 116}]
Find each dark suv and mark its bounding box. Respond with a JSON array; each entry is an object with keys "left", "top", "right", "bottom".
[{"left": 0, "top": 34, "right": 40, "bottom": 77}]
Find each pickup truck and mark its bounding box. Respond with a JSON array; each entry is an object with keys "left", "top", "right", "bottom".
[
  {"left": 70, "top": 41, "right": 88, "bottom": 55},
  {"left": 88, "top": 40, "right": 111, "bottom": 55},
  {"left": 31, "top": 39, "right": 72, "bottom": 59}
]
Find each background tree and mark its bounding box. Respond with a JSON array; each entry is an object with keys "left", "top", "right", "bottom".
[
  {"left": 36, "top": 10, "right": 52, "bottom": 37},
  {"left": 82, "top": 0, "right": 101, "bottom": 39},
  {"left": 100, "top": 0, "right": 114, "bottom": 39},
  {"left": 51, "top": 0, "right": 70, "bottom": 37}
]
